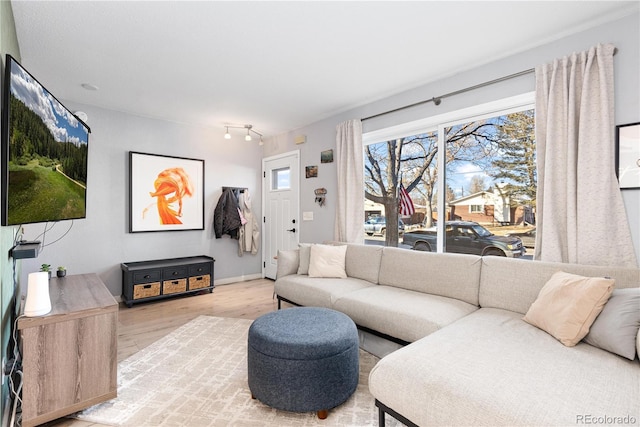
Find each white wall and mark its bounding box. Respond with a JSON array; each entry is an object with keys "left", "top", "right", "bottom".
[
  {"left": 20, "top": 104, "right": 264, "bottom": 295},
  {"left": 263, "top": 12, "right": 640, "bottom": 264}
]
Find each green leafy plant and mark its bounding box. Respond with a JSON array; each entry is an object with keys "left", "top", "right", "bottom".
[
  {"left": 40, "top": 264, "right": 51, "bottom": 272},
  {"left": 56, "top": 266, "right": 67, "bottom": 278}
]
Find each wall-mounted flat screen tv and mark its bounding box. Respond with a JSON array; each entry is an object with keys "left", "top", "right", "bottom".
[{"left": 1, "top": 54, "right": 90, "bottom": 226}]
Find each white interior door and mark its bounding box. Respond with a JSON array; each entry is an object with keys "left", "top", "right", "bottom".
[{"left": 262, "top": 150, "right": 300, "bottom": 279}]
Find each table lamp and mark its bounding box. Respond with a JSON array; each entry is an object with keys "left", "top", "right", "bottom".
[{"left": 24, "top": 271, "right": 51, "bottom": 317}]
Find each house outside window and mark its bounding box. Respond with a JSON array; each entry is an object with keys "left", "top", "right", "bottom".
[{"left": 363, "top": 93, "right": 536, "bottom": 258}]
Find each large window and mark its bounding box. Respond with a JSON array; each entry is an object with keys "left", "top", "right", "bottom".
[{"left": 363, "top": 93, "right": 536, "bottom": 259}]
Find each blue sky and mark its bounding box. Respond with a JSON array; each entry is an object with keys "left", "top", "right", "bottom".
[{"left": 9, "top": 58, "right": 89, "bottom": 146}]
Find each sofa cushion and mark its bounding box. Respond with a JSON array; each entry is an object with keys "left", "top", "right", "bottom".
[
  {"left": 369, "top": 308, "right": 640, "bottom": 427},
  {"left": 345, "top": 244, "right": 383, "bottom": 284},
  {"left": 523, "top": 271, "right": 614, "bottom": 346},
  {"left": 308, "top": 244, "right": 347, "bottom": 278},
  {"left": 334, "top": 286, "right": 478, "bottom": 343},
  {"left": 274, "top": 275, "right": 374, "bottom": 308},
  {"left": 479, "top": 256, "right": 640, "bottom": 314},
  {"left": 584, "top": 287, "right": 640, "bottom": 360},
  {"left": 378, "top": 247, "right": 481, "bottom": 306}
]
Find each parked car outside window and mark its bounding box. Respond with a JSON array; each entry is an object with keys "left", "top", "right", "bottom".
[
  {"left": 505, "top": 227, "right": 536, "bottom": 248},
  {"left": 364, "top": 216, "right": 405, "bottom": 237},
  {"left": 402, "top": 221, "right": 525, "bottom": 258}
]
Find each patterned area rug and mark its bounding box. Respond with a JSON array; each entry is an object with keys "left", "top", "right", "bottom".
[{"left": 75, "top": 315, "right": 401, "bottom": 426}]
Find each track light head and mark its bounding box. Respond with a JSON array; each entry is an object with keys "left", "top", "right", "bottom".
[{"left": 223, "top": 123, "right": 263, "bottom": 144}]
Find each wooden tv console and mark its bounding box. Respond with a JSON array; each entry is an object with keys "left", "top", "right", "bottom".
[{"left": 18, "top": 273, "right": 118, "bottom": 427}]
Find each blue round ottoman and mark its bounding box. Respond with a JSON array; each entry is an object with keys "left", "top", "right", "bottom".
[{"left": 247, "top": 307, "right": 359, "bottom": 419}]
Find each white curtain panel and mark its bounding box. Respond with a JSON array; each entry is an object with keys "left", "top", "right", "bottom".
[
  {"left": 335, "top": 119, "right": 364, "bottom": 243},
  {"left": 535, "top": 43, "right": 637, "bottom": 268}
]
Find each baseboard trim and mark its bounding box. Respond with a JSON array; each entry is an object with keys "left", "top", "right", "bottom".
[{"left": 214, "top": 273, "right": 263, "bottom": 286}]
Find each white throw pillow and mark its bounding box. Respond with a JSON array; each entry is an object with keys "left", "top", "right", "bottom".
[{"left": 308, "top": 244, "right": 347, "bottom": 278}]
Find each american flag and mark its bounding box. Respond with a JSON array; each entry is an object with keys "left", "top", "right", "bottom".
[{"left": 398, "top": 184, "right": 415, "bottom": 216}]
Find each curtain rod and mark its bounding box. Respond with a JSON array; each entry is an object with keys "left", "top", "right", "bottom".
[
  {"left": 361, "top": 68, "right": 534, "bottom": 122},
  {"left": 362, "top": 47, "right": 618, "bottom": 123}
]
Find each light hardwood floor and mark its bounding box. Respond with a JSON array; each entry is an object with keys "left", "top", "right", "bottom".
[{"left": 42, "top": 278, "right": 279, "bottom": 427}]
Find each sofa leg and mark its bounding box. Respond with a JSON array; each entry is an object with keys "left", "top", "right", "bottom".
[
  {"left": 317, "top": 409, "right": 328, "bottom": 419},
  {"left": 375, "top": 399, "right": 418, "bottom": 427},
  {"left": 277, "top": 297, "right": 281, "bottom": 310}
]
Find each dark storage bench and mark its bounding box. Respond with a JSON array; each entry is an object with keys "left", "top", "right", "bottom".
[{"left": 121, "top": 255, "right": 215, "bottom": 307}]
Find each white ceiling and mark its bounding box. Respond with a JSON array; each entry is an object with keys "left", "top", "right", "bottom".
[{"left": 11, "top": 1, "right": 639, "bottom": 137}]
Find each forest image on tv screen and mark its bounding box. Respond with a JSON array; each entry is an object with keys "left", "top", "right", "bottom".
[{"left": 6, "top": 59, "right": 89, "bottom": 225}]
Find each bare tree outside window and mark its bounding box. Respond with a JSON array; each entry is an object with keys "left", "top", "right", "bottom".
[
  {"left": 469, "top": 175, "right": 488, "bottom": 194},
  {"left": 365, "top": 133, "right": 437, "bottom": 246}
]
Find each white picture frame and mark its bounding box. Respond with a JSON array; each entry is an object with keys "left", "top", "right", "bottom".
[
  {"left": 129, "top": 151, "right": 204, "bottom": 232},
  {"left": 616, "top": 122, "right": 640, "bottom": 190}
]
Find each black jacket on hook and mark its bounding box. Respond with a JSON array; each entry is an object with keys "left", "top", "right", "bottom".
[{"left": 214, "top": 189, "right": 242, "bottom": 239}]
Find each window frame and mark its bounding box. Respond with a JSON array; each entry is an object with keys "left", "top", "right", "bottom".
[
  {"left": 363, "top": 92, "right": 535, "bottom": 253},
  {"left": 271, "top": 167, "right": 291, "bottom": 191}
]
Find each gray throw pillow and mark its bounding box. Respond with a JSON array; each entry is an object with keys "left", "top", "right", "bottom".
[
  {"left": 583, "top": 288, "right": 640, "bottom": 360},
  {"left": 297, "top": 243, "right": 313, "bottom": 275}
]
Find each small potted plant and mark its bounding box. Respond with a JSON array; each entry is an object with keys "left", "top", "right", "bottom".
[
  {"left": 40, "top": 263, "right": 51, "bottom": 279},
  {"left": 56, "top": 266, "right": 67, "bottom": 278}
]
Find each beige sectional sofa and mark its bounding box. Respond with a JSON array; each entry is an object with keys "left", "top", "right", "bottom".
[{"left": 274, "top": 243, "right": 640, "bottom": 427}]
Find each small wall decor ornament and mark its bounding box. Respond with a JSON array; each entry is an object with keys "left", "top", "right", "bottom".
[
  {"left": 321, "top": 149, "right": 334, "bottom": 163},
  {"left": 314, "top": 188, "right": 327, "bottom": 206},
  {"left": 305, "top": 165, "right": 318, "bottom": 178}
]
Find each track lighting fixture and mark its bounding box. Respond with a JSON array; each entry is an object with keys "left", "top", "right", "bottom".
[{"left": 223, "top": 123, "right": 263, "bottom": 144}]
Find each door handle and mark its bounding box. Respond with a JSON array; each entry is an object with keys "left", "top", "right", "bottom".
[{"left": 286, "top": 228, "right": 296, "bottom": 233}]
